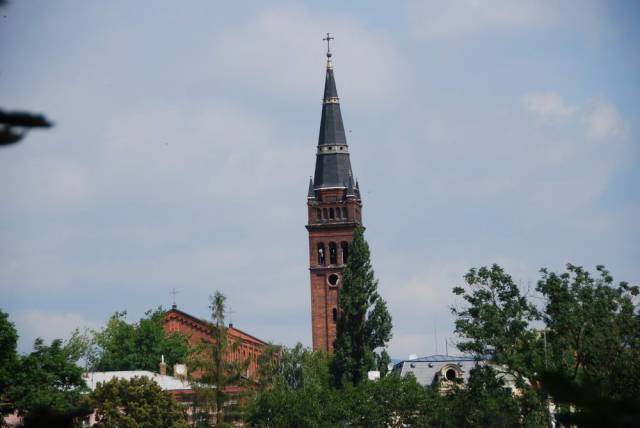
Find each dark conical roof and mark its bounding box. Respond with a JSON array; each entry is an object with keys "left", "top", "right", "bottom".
[
  {"left": 312, "top": 56, "right": 354, "bottom": 190},
  {"left": 307, "top": 177, "right": 315, "bottom": 199},
  {"left": 318, "top": 68, "right": 346, "bottom": 147},
  {"left": 346, "top": 175, "right": 356, "bottom": 198}
]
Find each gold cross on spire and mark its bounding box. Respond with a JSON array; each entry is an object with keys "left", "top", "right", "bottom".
[{"left": 323, "top": 32, "right": 334, "bottom": 56}]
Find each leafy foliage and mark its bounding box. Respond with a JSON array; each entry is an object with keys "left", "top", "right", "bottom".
[
  {"left": 453, "top": 263, "right": 640, "bottom": 427},
  {"left": 250, "top": 344, "right": 527, "bottom": 428},
  {"left": 452, "top": 264, "right": 542, "bottom": 380},
  {"left": 248, "top": 344, "right": 344, "bottom": 427},
  {"left": 536, "top": 264, "right": 640, "bottom": 426},
  {"left": 189, "top": 291, "right": 249, "bottom": 427},
  {"left": 444, "top": 365, "right": 524, "bottom": 428},
  {"left": 7, "top": 338, "right": 90, "bottom": 428},
  {"left": 90, "top": 308, "right": 189, "bottom": 374},
  {"left": 89, "top": 376, "right": 187, "bottom": 428},
  {"left": 0, "top": 310, "right": 19, "bottom": 419},
  {"left": 331, "top": 226, "right": 392, "bottom": 387}
]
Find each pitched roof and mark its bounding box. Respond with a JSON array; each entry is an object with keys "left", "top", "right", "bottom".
[
  {"left": 403, "top": 354, "right": 478, "bottom": 363},
  {"left": 392, "top": 354, "right": 484, "bottom": 387},
  {"left": 83, "top": 371, "right": 193, "bottom": 392},
  {"left": 164, "top": 307, "right": 268, "bottom": 346}
]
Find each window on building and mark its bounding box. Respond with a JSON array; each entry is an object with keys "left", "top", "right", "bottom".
[
  {"left": 328, "top": 273, "right": 339, "bottom": 286},
  {"left": 329, "top": 242, "right": 337, "bottom": 264},
  {"left": 445, "top": 368, "right": 457, "bottom": 382},
  {"left": 341, "top": 242, "right": 349, "bottom": 264},
  {"left": 332, "top": 308, "right": 338, "bottom": 322},
  {"left": 316, "top": 208, "right": 321, "bottom": 220},
  {"left": 342, "top": 207, "right": 348, "bottom": 218},
  {"left": 336, "top": 207, "right": 342, "bottom": 218},
  {"left": 323, "top": 208, "right": 328, "bottom": 219},
  {"left": 329, "top": 208, "right": 335, "bottom": 219},
  {"left": 317, "top": 243, "right": 326, "bottom": 265}
]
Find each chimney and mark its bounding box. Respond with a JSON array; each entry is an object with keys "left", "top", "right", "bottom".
[{"left": 159, "top": 355, "right": 167, "bottom": 376}]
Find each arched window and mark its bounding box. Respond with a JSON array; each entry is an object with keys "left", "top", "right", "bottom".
[
  {"left": 445, "top": 368, "right": 457, "bottom": 382},
  {"left": 329, "top": 208, "right": 335, "bottom": 219},
  {"left": 342, "top": 207, "right": 348, "bottom": 219},
  {"left": 341, "top": 242, "right": 349, "bottom": 264},
  {"left": 317, "top": 243, "right": 326, "bottom": 265},
  {"left": 323, "top": 208, "right": 328, "bottom": 219},
  {"left": 332, "top": 308, "right": 338, "bottom": 323},
  {"left": 329, "top": 242, "right": 337, "bottom": 265}
]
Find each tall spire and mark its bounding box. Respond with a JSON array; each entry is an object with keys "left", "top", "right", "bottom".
[
  {"left": 307, "top": 177, "right": 315, "bottom": 199},
  {"left": 313, "top": 34, "right": 354, "bottom": 189}
]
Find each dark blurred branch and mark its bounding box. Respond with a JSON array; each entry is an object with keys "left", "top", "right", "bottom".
[{"left": 0, "top": 109, "right": 53, "bottom": 146}]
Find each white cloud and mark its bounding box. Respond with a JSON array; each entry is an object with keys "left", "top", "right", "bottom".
[
  {"left": 521, "top": 93, "right": 625, "bottom": 141},
  {"left": 408, "top": 0, "right": 552, "bottom": 38},
  {"left": 407, "top": 0, "right": 604, "bottom": 39},
  {"left": 212, "top": 5, "right": 400, "bottom": 108},
  {"left": 522, "top": 92, "right": 576, "bottom": 120},
  {"left": 584, "top": 100, "right": 625, "bottom": 140},
  {"left": 14, "top": 310, "right": 99, "bottom": 352}
]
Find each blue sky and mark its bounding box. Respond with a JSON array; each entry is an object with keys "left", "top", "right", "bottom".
[{"left": 1, "top": 0, "right": 638, "bottom": 358}]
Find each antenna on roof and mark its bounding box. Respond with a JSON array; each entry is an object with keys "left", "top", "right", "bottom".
[
  {"left": 228, "top": 306, "right": 235, "bottom": 328},
  {"left": 434, "top": 324, "right": 439, "bottom": 355},
  {"left": 170, "top": 288, "right": 179, "bottom": 309}
]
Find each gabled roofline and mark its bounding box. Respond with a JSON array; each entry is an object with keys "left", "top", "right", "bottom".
[{"left": 164, "top": 307, "right": 268, "bottom": 346}]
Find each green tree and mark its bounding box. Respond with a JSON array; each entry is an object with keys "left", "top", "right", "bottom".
[
  {"left": 9, "top": 338, "right": 90, "bottom": 427},
  {"left": 91, "top": 308, "right": 189, "bottom": 373},
  {"left": 452, "top": 264, "right": 542, "bottom": 380},
  {"left": 331, "top": 226, "right": 392, "bottom": 387},
  {"left": 536, "top": 264, "right": 640, "bottom": 426},
  {"left": 452, "top": 263, "right": 640, "bottom": 427},
  {"left": 345, "top": 373, "right": 430, "bottom": 428},
  {"left": 446, "top": 365, "right": 523, "bottom": 428},
  {"left": 248, "top": 345, "right": 347, "bottom": 427},
  {"left": 250, "top": 346, "right": 434, "bottom": 428},
  {"left": 189, "top": 291, "right": 249, "bottom": 427},
  {"left": 0, "top": 309, "right": 19, "bottom": 420},
  {"left": 89, "top": 376, "right": 187, "bottom": 428},
  {"left": 452, "top": 265, "right": 550, "bottom": 425}
]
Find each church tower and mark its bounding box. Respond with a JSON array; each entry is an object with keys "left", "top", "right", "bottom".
[{"left": 306, "top": 36, "right": 362, "bottom": 352}]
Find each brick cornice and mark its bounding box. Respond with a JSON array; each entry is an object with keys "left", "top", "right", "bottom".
[{"left": 305, "top": 222, "right": 360, "bottom": 231}]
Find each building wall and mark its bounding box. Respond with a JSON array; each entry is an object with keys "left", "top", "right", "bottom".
[
  {"left": 306, "top": 188, "right": 361, "bottom": 352},
  {"left": 163, "top": 308, "right": 267, "bottom": 379}
]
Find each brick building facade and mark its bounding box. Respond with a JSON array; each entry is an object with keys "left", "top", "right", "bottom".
[
  {"left": 306, "top": 46, "right": 362, "bottom": 352},
  {"left": 163, "top": 306, "right": 267, "bottom": 379}
]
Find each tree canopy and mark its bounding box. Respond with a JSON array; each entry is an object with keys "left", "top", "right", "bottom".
[
  {"left": 80, "top": 307, "right": 189, "bottom": 374},
  {"left": 0, "top": 310, "right": 19, "bottom": 419},
  {"left": 189, "top": 291, "right": 249, "bottom": 427},
  {"left": 89, "top": 376, "right": 187, "bottom": 428},
  {"left": 331, "top": 226, "right": 392, "bottom": 387},
  {"left": 0, "top": 310, "right": 90, "bottom": 427},
  {"left": 452, "top": 263, "right": 640, "bottom": 426}
]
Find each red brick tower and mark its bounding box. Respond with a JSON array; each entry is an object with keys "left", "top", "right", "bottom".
[{"left": 307, "top": 40, "right": 362, "bottom": 352}]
